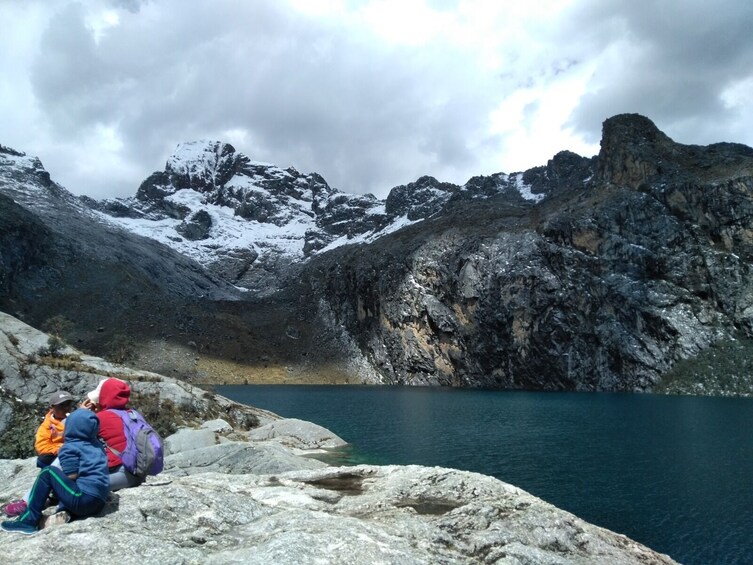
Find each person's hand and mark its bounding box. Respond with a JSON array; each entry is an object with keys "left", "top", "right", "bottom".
[{"left": 81, "top": 398, "right": 95, "bottom": 411}]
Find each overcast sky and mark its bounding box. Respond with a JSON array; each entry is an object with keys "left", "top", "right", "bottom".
[{"left": 2, "top": 0, "right": 752, "bottom": 199}]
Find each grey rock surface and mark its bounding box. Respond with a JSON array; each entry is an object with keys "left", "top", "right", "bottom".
[
  {"left": 201, "top": 418, "right": 233, "bottom": 433},
  {"left": 0, "top": 311, "right": 267, "bottom": 443},
  {"left": 164, "top": 427, "right": 218, "bottom": 455},
  {"left": 162, "top": 419, "right": 331, "bottom": 475},
  {"left": 0, "top": 458, "right": 677, "bottom": 565},
  {"left": 246, "top": 417, "right": 348, "bottom": 450},
  {"left": 164, "top": 440, "right": 326, "bottom": 476}
]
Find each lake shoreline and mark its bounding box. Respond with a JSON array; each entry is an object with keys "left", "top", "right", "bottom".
[{"left": 217, "top": 384, "right": 753, "bottom": 565}]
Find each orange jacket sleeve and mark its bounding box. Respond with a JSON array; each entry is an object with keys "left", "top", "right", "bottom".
[{"left": 34, "top": 411, "right": 65, "bottom": 455}]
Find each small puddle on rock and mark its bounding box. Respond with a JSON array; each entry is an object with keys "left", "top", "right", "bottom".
[
  {"left": 396, "top": 500, "right": 462, "bottom": 516},
  {"left": 304, "top": 473, "right": 365, "bottom": 496}
]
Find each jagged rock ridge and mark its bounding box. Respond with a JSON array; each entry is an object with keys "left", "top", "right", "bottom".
[
  {"left": 2, "top": 114, "right": 753, "bottom": 393},
  {"left": 0, "top": 145, "right": 346, "bottom": 383},
  {"left": 302, "top": 114, "right": 753, "bottom": 390},
  {"left": 86, "top": 139, "right": 557, "bottom": 290}
]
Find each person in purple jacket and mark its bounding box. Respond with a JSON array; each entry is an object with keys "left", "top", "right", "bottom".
[{"left": 0, "top": 409, "right": 110, "bottom": 535}]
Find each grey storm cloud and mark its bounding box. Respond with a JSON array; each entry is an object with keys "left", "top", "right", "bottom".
[
  {"left": 32, "top": 6, "right": 111, "bottom": 134},
  {"left": 29, "top": 1, "right": 500, "bottom": 196},
  {"left": 109, "top": 0, "right": 144, "bottom": 12},
  {"left": 564, "top": 0, "right": 753, "bottom": 145},
  {"left": 10, "top": 0, "right": 753, "bottom": 199}
]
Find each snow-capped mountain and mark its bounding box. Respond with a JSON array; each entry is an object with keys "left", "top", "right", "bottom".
[
  {"left": 7, "top": 113, "right": 753, "bottom": 394},
  {"left": 88, "top": 140, "right": 555, "bottom": 290}
]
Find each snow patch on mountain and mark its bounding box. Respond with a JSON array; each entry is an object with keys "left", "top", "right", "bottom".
[
  {"left": 2, "top": 139, "right": 577, "bottom": 293},
  {"left": 90, "top": 139, "right": 556, "bottom": 275},
  {"left": 94, "top": 183, "right": 413, "bottom": 270},
  {"left": 0, "top": 149, "right": 49, "bottom": 193},
  {"left": 167, "top": 140, "right": 227, "bottom": 185},
  {"left": 512, "top": 173, "right": 545, "bottom": 202},
  {"left": 95, "top": 188, "right": 317, "bottom": 263},
  {"left": 319, "top": 214, "right": 420, "bottom": 253}
]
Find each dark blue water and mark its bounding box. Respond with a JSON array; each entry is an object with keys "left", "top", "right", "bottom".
[{"left": 217, "top": 385, "right": 753, "bottom": 565}]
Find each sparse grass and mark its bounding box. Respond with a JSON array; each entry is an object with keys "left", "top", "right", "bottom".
[
  {"left": 0, "top": 396, "right": 44, "bottom": 459},
  {"left": 37, "top": 334, "right": 65, "bottom": 357},
  {"left": 128, "top": 374, "right": 162, "bottom": 383},
  {"left": 130, "top": 390, "right": 183, "bottom": 438},
  {"left": 656, "top": 336, "right": 753, "bottom": 396},
  {"left": 35, "top": 354, "right": 99, "bottom": 374},
  {"left": 129, "top": 388, "right": 259, "bottom": 438},
  {"left": 106, "top": 334, "right": 136, "bottom": 364}
]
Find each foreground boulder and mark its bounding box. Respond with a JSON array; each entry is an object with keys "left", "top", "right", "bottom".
[
  {"left": 0, "top": 458, "right": 675, "bottom": 564},
  {"left": 246, "top": 417, "right": 349, "bottom": 451},
  {"left": 163, "top": 420, "right": 332, "bottom": 476}
]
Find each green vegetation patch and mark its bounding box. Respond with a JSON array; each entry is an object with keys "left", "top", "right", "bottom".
[
  {"left": 41, "top": 315, "right": 74, "bottom": 337},
  {"left": 105, "top": 334, "right": 136, "bottom": 364},
  {"left": 130, "top": 390, "right": 183, "bottom": 438},
  {"left": 130, "top": 389, "right": 259, "bottom": 439},
  {"left": 0, "top": 395, "right": 45, "bottom": 459},
  {"left": 656, "top": 337, "right": 753, "bottom": 396},
  {"left": 34, "top": 354, "right": 100, "bottom": 374}
]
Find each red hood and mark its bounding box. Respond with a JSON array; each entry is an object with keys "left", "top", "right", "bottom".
[{"left": 99, "top": 378, "right": 131, "bottom": 409}]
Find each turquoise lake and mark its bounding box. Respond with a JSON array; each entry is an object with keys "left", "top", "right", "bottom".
[{"left": 216, "top": 385, "right": 753, "bottom": 565}]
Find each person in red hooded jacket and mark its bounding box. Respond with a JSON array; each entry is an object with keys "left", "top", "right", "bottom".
[{"left": 95, "top": 378, "right": 142, "bottom": 491}]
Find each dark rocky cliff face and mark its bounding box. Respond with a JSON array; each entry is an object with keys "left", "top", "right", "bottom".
[
  {"left": 0, "top": 145, "right": 322, "bottom": 378},
  {"left": 2, "top": 115, "right": 753, "bottom": 392},
  {"left": 0, "top": 145, "right": 378, "bottom": 384},
  {"left": 302, "top": 114, "right": 753, "bottom": 390}
]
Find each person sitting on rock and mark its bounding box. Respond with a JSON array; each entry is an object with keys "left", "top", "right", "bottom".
[
  {"left": 0, "top": 390, "right": 76, "bottom": 518},
  {"left": 0, "top": 409, "right": 109, "bottom": 535},
  {"left": 81, "top": 378, "right": 106, "bottom": 412},
  {"left": 35, "top": 390, "right": 76, "bottom": 468},
  {"left": 95, "top": 378, "right": 143, "bottom": 491}
]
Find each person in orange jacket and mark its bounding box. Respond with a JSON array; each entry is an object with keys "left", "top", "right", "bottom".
[
  {"left": 1, "top": 390, "right": 77, "bottom": 518},
  {"left": 34, "top": 391, "right": 76, "bottom": 468}
]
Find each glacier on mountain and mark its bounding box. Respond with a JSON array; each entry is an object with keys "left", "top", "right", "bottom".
[{"left": 88, "top": 140, "right": 548, "bottom": 279}]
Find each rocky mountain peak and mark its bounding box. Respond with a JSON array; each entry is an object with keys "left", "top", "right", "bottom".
[
  {"left": 601, "top": 113, "right": 671, "bottom": 147},
  {"left": 0, "top": 145, "right": 53, "bottom": 192},
  {"left": 126, "top": 140, "right": 335, "bottom": 235},
  {"left": 385, "top": 175, "right": 460, "bottom": 220},
  {"left": 0, "top": 144, "right": 26, "bottom": 158},
  {"left": 516, "top": 150, "right": 596, "bottom": 199},
  {"left": 4, "top": 113, "right": 753, "bottom": 399},
  {"left": 596, "top": 113, "right": 675, "bottom": 189},
  {"left": 164, "top": 139, "right": 240, "bottom": 193},
  {"left": 34, "top": 128, "right": 596, "bottom": 292},
  {"left": 597, "top": 113, "right": 753, "bottom": 189}
]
